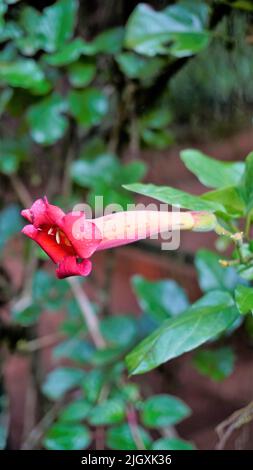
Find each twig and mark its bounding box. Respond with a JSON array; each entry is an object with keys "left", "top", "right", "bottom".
[
  {"left": 68, "top": 278, "right": 106, "bottom": 349},
  {"left": 127, "top": 405, "right": 146, "bottom": 450},
  {"left": 9, "top": 174, "right": 33, "bottom": 208},
  {"left": 21, "top": 403, "right": 61, "bottom": 450},
  {"left": 216, "top": 400, "right": 253, "bottom": 449},
  {"left": 17, "top": 332, "right": 63, "bottom": 353}
]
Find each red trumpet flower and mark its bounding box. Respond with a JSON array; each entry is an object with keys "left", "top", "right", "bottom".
[{"left": 21, "top": 197, "right": 217, "bottom": 279}]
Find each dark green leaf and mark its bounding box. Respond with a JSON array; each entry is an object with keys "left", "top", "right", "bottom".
[
  {"left": 53, "top": 338, "right": 95, "bottom": 364},
  {"left": 195, "top": 249, "right": 239, "bottom": 292},
  {"left": 81, "top": 370, "right": 105, "bottom": 403},
  {"left": 89, "top": 27, "right": 124, "bottom": 54},
  {"left": 68, "top": 60, "right": 96, "bottom": 87},
  {"left": 0, "top": 88, "right": 12, "bottom": 115},
  {"left": 141, "top": 128, "right": 174, "bottom": 149},
  {"left": 193, "top": 346, "right": 235, "bottom": 381},
  {"left": 88, "top": 398, "right": 126, "bottom": 425},
  {"left": 126, "top": 291, "right": 238, "bottom": 375},
  {"left": 27, "top": 93, "right": 68, "bottom": 145},
  {"left": 181, "top": 149, "right": 245, "bottom": 189},
  {"left": 235, "top": 285, "right": 253, "bottom": 314},
  {"left": 124, "top": 183, "right": 223, "bottom": 212},
  {"left": 132, "top": 275, "right": 189, "bottom": 322},
  {"left": 44, "top": 423, "right": 90, "bottom": 450},
  {"left": 152, "top": 437, "right": 195, "bottom": 450},
  {"left": 68, "top": 88, "right": 108, "bottom": 128},
  {"left": 59, "top": 399, "right": 92, "bottom": 422},
  {"left": 116, "top": 53, "right": 165, "bottom": 82},
  {"left": 202, "top": 186, "right": 245, "bottom": 217},
  {"left": 32, "top": 270, "right": 68, "bottom": 310},
  {"left": 106, "top": 423, "right": 151, "bottom": 450},
  {"left": 140, "top": 394, "right": 191, "bottom": 427},
  {"left": 42, "top": 367, "right": 85, "bottom": 400}
]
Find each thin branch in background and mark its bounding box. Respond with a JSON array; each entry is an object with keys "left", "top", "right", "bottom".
[
  {"left": 9, "top": 174, "right": 33, "bottom": 208},
  {"left": 21, "top": 403, "right": 61, "bottom": 450},
  {"left": 216, "top": 400, "right": 253, "bottom": 449},
  {"left": 127, "top": 405, "right": 146, "bottom": 450},
  {"left": 68, "top": 277, "right": 106, "bottom": 349},
  {"left": 17, "top": 333, "right": 63, "bottom": 353}
]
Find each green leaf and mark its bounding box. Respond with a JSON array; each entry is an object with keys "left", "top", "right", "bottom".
[
  {"left": 53, "top": 338, "right": 95, "bottom": 364},
  {"left": 181, "top": 149, "right": 245, "bottom": 189},
  {"left": 241, "top": 152, "right": 253, "bottom": 212},
  {"left": 0, "top": 59, "right": 51, "bottom": 94},
  {"left": 100, "top": 315, "right": 137, "bottom": 347},
  {"left": 132, "top": 275, "right": 189, "bottom": 323},
  {"left": 44, "top": 423, "right": 90, "bottom": 450},
  {"left": 42, "top": 367, "right": 86, "bottom": 400},
  {"left": 11, "top": 303, "right": 41, "bottom": 326},
  {"left": 68, "top": 60, "right": 96, "bottom": 87},
  {"left": 126, "top": 291, "right": 238, "bottom": 375},
  {"left": 0, "top": 204, "right": 22, "bottom": 252},
  {"left": 81, "top": 370, "right": 105, "bottom": 403},
  {"left": 68, "top": 88, "right": 108, "bottom": 128},
  {"left": 38, "top": 0, "right": 78, "bottom": 53},
  {"left": 89, "top": 27, "right": 124, "bottom": 54},
  {"left": 193, "top": 346, "right": 235, "bottom": 381},
  {"left": 106, "top": 423, "right": 151, "bottom": 450},
  {"left": 124, "top": 183, "right": 223, "bottom": 212},
  {"left": 140, "top": 394, "right": 191, "bottom": 427},
  {"left": 88, "top": 398, "right": 126, "bottom": 425},
  {"left": 202, "top": 186, "right": 245, "bottom": 217},
  {"left": 195, "top": 249, "right": 239, "bottom": 292},
  {"left": 152, "top": 437, "right": 195, "bottom": 450},
  {"left": 59, "top": 399, "right": 92, "bottom": 422},
  {"left": 43, "top": 38, "right": 86, "bottom": 66},
  {"left": 116, "top": 52, "right": 165, "bottom": 82},
  {"left": 141, "top": 128, "right": 174, "bottom": 149},
  {"left": 235, "top": 285, "right": 253, "bottom": 315},
  {"left": 27, "top": 93, "right": 68, "bottom": 145},
  {"left": 125, "top": 3, "right": 209, "bottom": 57}
]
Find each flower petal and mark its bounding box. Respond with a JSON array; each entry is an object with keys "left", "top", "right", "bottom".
[
  {"left": 56, "top": 256, "right": 92, "bottom": 279},
  {"left": 22, "top": 224, "right": 68, "bottom": 263},
  {"left": 22, "top": 197, "right": 65, "bottom": 228},
  {"left": 60, "top": 212, "right": 102, "bottom": 258}
]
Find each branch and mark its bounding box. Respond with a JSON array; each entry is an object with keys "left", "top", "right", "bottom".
[
  {"left": 68, "top": 278, "right": 106, "bottom": 349},
  {"left": 9, "top": 174, "right": 33, "bottom": 208},
  {"left": 216, "top": 400, "right": 253, "bottom": 449}
]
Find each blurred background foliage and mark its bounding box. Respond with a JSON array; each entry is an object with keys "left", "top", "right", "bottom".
[{"left": 1, "top": 0, "right": 253, "bottom": 451}]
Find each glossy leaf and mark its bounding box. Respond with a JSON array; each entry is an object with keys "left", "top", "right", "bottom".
[
  {"left": 152, "top": 437, "right": 195, "bottom": 450},
  {"left": 59, "top": 399, "right": 92, "bottom": 423},
  {"left": 125, "top": 3, "right": 209, "bottom": 57},
  {"left": 88, "top": 398, "right": 126, "bottom": 425},
  {"left": 81, "top": 370, "right": 105, "bottom": 403},
  {"left": 140, "top": 394, "right": 191, "bottom": 427},
  {"left": 202, "top": 186, "right": 245, "bottom": 217},
  {"left": 116, "top": 52, "right": 165, "bottom": 82},
  {"left": 126, "top": 291, "right": 238, "bottom": 375},
  {"left": 132, "top": 275, "right": 189, "bottom": 323},
  {"left": 27, "top": 94, "right": 68, "bottom": 145},
  {"left": 0, "top": 59, "right": 51, "bottom": 94},
  {"left": 43, "top": 38, "right": 86, "bottom": 66},
  {"left": 235, "top": 285, "right": 253, "bottom": 314},
  {"left": 124, "top": 183, "right": 224, "bottom": 212},
  {"left": 42, "top": 367, "right": 86, "bottom": 400},
  {"left": 193, "top": 346, "right": 235, "bottom": 381},
  {"left": 44, "top": 423, "right": 90, "bottom": 450},
  {"left": 106, "top": 423, "right": 151, "bottom": 450},
  {"left": 181, "top": 149, "right": 245, "bottom": 188}
]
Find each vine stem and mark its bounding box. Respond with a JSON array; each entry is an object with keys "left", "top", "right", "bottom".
[
  {"left": 127, "top": 405, "right": 146, "bottom": 450},
  {"left": 9, "top": 174, "right": 33, "bottom": 208},
  {"left": 68, "top": 278, "right": 105, "bottom": 349}
]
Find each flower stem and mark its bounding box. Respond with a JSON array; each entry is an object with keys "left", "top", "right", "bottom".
[{"left": 68, "top": 278, "right": 106, "bottom": 349}]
